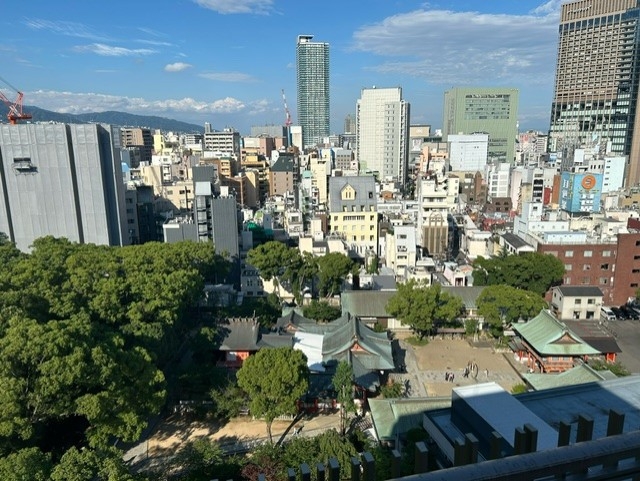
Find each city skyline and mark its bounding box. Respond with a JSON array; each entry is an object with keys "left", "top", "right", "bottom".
[{"left": 1, "top": 0, "right": 570, "bottom": 134}]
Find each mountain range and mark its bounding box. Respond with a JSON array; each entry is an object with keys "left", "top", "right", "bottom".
[{"left": 0, "top": 105, "right": 204, "bottom": 133}]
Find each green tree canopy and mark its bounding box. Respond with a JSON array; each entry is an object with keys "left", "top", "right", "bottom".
[
  {"left": 476, "top": 285, "right": 547, "bottom": 336},
  {"left": 0, "top": 447, "right": 51, "bottom": 481},
  {"left": 316, "top": 252, "right": 356, "bottom": 298},
  {"left": 473, "top": 252, "right": 565, "bottom": 296},
  {"left": 0, "top": 236, "right": 227, "bottom": 468},
  {"left": 236, "top": 347, "right": 309, "bottom": 443},
  {"left": 386, "top": 282, "right": 464, "bottom": 339},
  {"left": 247, "top": 241, "right": 299, "bottom": 300},
  {"left": 49, "top": 447, "right": 136, "bottom": 481},
  {"left": 302, "top": 300, "right": 342, "bottom": 323}
]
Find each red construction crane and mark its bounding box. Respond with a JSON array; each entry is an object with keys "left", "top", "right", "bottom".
[
  {"left": 0, "top": 76, "right": 32, "bottom": 125},
  {"left": 281, "top": 88, "right": 292, "bottom": 127}
]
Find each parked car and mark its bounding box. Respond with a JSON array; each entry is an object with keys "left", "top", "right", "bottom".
[
  {"left": 611, "top": 306, "right": 624, "bottom": 319},
  {"left": 601, "top": 306, "right": 617, "bottom": 321},
  {"left": 620, "top": 305, "right": 640, "bottom": 320}
]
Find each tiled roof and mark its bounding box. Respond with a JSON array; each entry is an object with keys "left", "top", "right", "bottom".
[
  {"left": 523, "top": 363, "right": 615, "bottom": 391},
  {"left": 369, "top": 397, "right": 452, "bottom": 441},
  {"left": 556, "top": 286, "right": 604, "bottom": 297},
  {"left": 513, "top": 310, "right": 601, "bottom": 356},
  {"left": 215, "top": 318, "right": 259, "bottom": 351},
  {"left": 328, "top": 175, "right": 376, "bottom": 212},
  {"left": 440, "top": 286, "right": 486, "bottom": 310},
  {"left": 340, "top": 291, "right": 396, "bottom": 318}
]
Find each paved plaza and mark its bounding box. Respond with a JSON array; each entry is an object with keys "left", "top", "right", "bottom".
[{"left": 392, "top": 336, "right": 526, "bottom": 397}]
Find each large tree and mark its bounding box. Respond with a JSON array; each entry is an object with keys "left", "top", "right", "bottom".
[
  {"left": 0, "top": 237, "right": 226, "bottom": 465},
  {"left": 386, "top": 282, "right": 464, "bottom": 339},
  {"left": 303, "top": 300, "right": 342, "bottom": 323},
  {"left": 476, "top": 284, "right": 547, "bottom": 336},
  {"left": 247, "top": 241, "right": 298, "bottom": 300},
  {"left": 316, "top": 252, "right": 356, "bottom": 298},
  {"left": 473, "top": 252, "right": 565, "bottom": 296},
  {"left": 236, "top": 347, "right": 309, "bottom": 443},
  {"left": 333, "top": 361, "right": 356, "bottom": 436}
]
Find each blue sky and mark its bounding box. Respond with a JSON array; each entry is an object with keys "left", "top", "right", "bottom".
[{"left": 0, "top": 0, "right": 569, "bottom": 134}]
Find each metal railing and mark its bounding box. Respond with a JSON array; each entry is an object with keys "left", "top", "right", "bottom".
[{"left": 237, "top": 409, "right": 640, "bottom": 481}]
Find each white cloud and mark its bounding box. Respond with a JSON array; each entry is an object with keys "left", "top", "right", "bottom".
[
  {"left": 27, "top": 90, "right": 246, "bottom": 115},
  {"left": 199, "top": 71, "right": 257, "bottom": 82},
  {"left": 137, "top": 39, "right": 175, "bottom": 47},
  {"left": 73, "top": 43, "right": 157, "bottom": 57},
  {"left": 24, "top": 19, "right": 109, "bottom": 41},
  {"left": 351, "top": 6, "right": 560, "bottom": 86},
  {"left": 247, "top": 98, "right": 272, "bottom": 115},
  {"left": 164, "top": 62, "right": 192, "bottom": 72},
  {"left": 530, "top": 0, "right": 571, "bottom": 15},
  {"left": 210, "top": 97, "right": 245, "bottom": 113},
  {"left": 192, "top": 0, "right": 274, "bottom": 15}
]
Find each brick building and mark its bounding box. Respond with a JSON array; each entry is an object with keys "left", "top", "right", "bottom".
[{"left": 536, "top": 226, "right": 640, "bottom": 306}]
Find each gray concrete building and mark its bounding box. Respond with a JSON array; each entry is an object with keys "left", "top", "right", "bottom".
[{"left": 0, "top": 123, "right": 127, "bottom": 251}]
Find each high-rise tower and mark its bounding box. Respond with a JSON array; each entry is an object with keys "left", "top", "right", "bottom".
[
  {"left": 356, "top": 87, "right": 410, "bottom": 185},
  {"left": 549, "top": 0, "right": 640, "bottom": 186},
  {"left": 296, "top": 34, "right": 329, "bottom": 149}
]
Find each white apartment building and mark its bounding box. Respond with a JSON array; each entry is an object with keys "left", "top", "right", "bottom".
[
  {"left": 447, "top": 133, "right": 488, "bottom": 172},
  {"left": 385, "top": 226, "right": 417, "bottom": 276},
  {"left": 415, "top": 174, "right": 457, "bottom": 255},
  {"left": 356, "top": 86, "right": 410, "bottom": 185},
  {"left": 485, "top": 162, "right": 511, "bottom": 199},
  {"left": 203, "top": 128, "right": 240, "bottom": 158}
]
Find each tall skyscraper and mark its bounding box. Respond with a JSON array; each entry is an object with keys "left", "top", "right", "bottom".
[
  {"left": 442, "top": 87, "right": 519, "bottom": 163},
  {"left": 356, "top": 87, "right": 410, "bottom": 184},
  {"left": 549, "top": 0, "right": 640, "bottom": 187},
  {"left": 296, "top": 34, "right": 330, "bottom": 149},
  {"left": 0, "top": 123, "right": 127, "bottom": 251}
]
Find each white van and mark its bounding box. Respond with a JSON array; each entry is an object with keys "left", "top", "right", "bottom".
[{"left": 600, "top": 306, "right": 616, "bottom": 321}]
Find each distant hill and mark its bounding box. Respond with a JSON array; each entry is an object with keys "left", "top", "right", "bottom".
[{"left": 0, "top": 105, "right": 204, "bottom": 133}]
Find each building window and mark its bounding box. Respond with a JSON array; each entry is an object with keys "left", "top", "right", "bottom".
[
  {"left": 583, "top": 264, "right": 591, "bottom": 271},
  {"left": 601, "top": 263, "right": 609, "bottom": 270},
  {"left": 600, "top": 278, "right": 608, "bottom": 285},
  {"left": 565, "top": 264, "right": 572, "bottom": 271},
  {"left": 584, "top": 251, "right": 593, "bottom": 257},
  {"left": 575, "top": 299, "right": 582, "bottom": 304},
  {"left": 587, "top": 299, "right": 595, "bottom": 304},
  {"left": 632, "top": 283, "right": 639, "bottom": 288},
  {"left": 566, "top": 250, "right": 574, "bottom": 257},
  {"left": 602, "top": 250, "right": 611, "bottom": 257}
]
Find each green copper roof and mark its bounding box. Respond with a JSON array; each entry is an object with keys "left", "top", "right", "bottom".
[{"left": 514, "top": 310, "right": 601, "bottom": 356}]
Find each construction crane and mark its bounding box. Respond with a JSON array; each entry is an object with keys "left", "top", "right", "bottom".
[
  {"left": 0, "top": 76, "right": 32, "bottom": 125},
  {"left": 281, "top": 88, "right": 293, "bottom": 148},
  {"left": 281, "top": 88, "right": 292, "bottom": 127}
]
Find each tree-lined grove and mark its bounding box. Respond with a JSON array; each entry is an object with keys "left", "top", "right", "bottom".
[
  {"left": 247, "top": 241, "right": 357, "bottom": 303},
  {"left": 0, "top": 236, "right": 229, "bottom": 479},
  {"left": 472, "top": 252, "right": 565, "bottom": 296}
]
